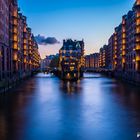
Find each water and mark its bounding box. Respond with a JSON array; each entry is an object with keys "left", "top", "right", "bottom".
[{"left": 0, "top": 73, "right": 140, "bottom": 140}]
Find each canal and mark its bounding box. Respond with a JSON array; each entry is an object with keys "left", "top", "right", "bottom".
[{"left": 0, "top": 73, "right": 140, "bottom": 140}]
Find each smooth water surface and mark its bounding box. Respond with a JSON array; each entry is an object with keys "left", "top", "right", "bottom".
[{"left": 0, "top": 73, "right": 140, "bottom": 140}]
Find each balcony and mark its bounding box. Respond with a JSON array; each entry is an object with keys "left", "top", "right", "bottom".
[
  {"left": 122, "top": 58, "right": 125, "bottom": 63},
  {"left": 136, "top": 21, "right": 140, "bottom": 27},
  {"left": 13, "top": 43, "right": 18, "bottom": 50},
  {"left": 122, "top": 28, "right": 126, "bottom": 33},
  {"left": 136, "top": 27, "right": 140, "bottom": 34},
  {"left": 136, "top": 12, "right": 140, "bottom": 18},
  {"left": 136, "top": 0, "right": 140, "bottom": 5},
  {"left": 114, "top": 55, "right": 117, "bottom": 59},
  {"left": 122, "top": 34, "right": 126, "bottom": 38},
  {"left": 23, "top": 27, "right": 27, "bottom": 33},
  {"left": 23, "top": 39, "right": 27, "bottom": 44},
  {"left": 29, "top": 50, "right": 32, "bottom": 55},
  {"left": 29, "top": 46, "right": 32, "bottom": 50},
  {"left": 136, "top": 56, "right": 140, "bottom": 61},
  {"left": 29, "top": 60, "right": 32, "bottom": 65},
  {"left": 136, "top": 37, "right": 140, "bottom": 43},
  {"left": 12, "top": 10, "right": 18, "bottom": 17},
  {"left": 122, "top": 19, "right": 126, "bottom": 25},
  {"left": 24, "top": 58, "right": 27, "bottom": 63},
  {"left": 13, "top": 19, "right": 18, "bottom": 26},
  {"left": 136, "top": 45, "right": 140, "bottom": 51},
  {"left": 13, "top": 53, "right": 18, "bottom": 61},
  {"left": 13, "top": 28, "right": 18, "bottom": 34},
  {"left": 29, "top": 41, "right": 32, "bottom": 46},
  {"left": 23, "top": 45, "right": 27, "bottom": 50},
  {"left": 122, "top": 51, "right": 126, "bottom": 56},
  {"left": 122, "top": 40, "right": 126, "bottom": 44},
  {"left": 24, "top": 51, "right": 28, "bottom": 56},
  {"left": 13, "top": 35, "right": 18, "bottom": 42},
  {"left": 122, "top": 45, "right": 125, "bottom": 50}
]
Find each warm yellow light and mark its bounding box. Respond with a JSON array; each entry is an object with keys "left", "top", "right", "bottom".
[
  {"left": 70, "top": 67, "right": 74, "bottom": 71},
  {"left": 136, "top": 12, "right": 140, "bottom": 18},
  {"left": 136, "top": 0, "right": 140, "bottom": 5},
  {"left": 136, "top": 45, "right": 140, "bottom": 50},
  {"left": 24, "top": 51, "right": 27, "bottom": 55},
  {"left": 13, "top": 35, "right": 17, "bottom": 41},
  {"left": 24, "top": 27, "right": 27, "bottom": 32},
  {"left": 136, "top": 56, "right": 140, "bottom": 61},
  {"left": 122, "top": 19, "right": 125, "bottom": 25},
  {"left": 0, "top": 51, "right": 2, "bottom": 57},
  {"left": 122, "top": 58, "right": 125, "bottom": 63},
  {"left": 122, "top": 40, "right": 126, "bottom": 44},
  {"left": 13, "top": 10, "right": 17, "bottom": 17},
  {"left": 13, "top": 19, "right": 17, "bottom": 25},
  {"left": 136, "top": 36, "right": 140, "bottom": 42},
  {"left": 13, "top": 43, "right": 18, "bottom": 49},
  {"left": 24, "top": 39, "right": 27, "bottom": 44},
  {"left": 136, "top": 27, "right": 140, "bottom": 33},
  {"left": 24, "top": 45, "right": 27, "bottom": 50},
  {"left": 122, "top": 28, "right": 126, "bottom": 33},
  {"left": 122, "top": 51, "right": 126, "bottom": 56},
  {"left": 29, "top": 50, "right": 32, "bottom": 54},
  {"left": 122, "top": 45, "right": 125, "bottom": 50},
  {"left": 13, "top": 53, "right": 18, "bottom": 61},
  {"left": 24, "top": 58, "right": 27, "bottom": 63},
  {"left": 136, "top": 19, "right": 140, "bottom": 25},
  {"left": 29, "top": 60, "right": 32, "bottom": 64},
  {"left": 122, "top": 34, "right": 126, "bottom": 38},
  {"left": 13, "top": 27, "right": 17, "bottom": 33}
]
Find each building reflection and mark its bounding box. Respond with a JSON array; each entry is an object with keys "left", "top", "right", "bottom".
[
  {"left": 60, "top": 80, "right": 82, "bottom": 94},
  {"left": 0, "top": 78, "right": 36, "bottom": 140},
  {"left": 112, "top": 82, "right": 140, "bottom": 109},
  {"left": 0, "top": 73, "right": 140, "bottom": 140}
]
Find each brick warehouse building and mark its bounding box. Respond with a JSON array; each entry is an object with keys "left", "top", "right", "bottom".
[
  {"left": 0, "top": 0, "right": 40, "bottom": 82},
  {"left": 59, "top": 39, "right": 85, "bottom": 80},
  {"left": 85, "top": 0, "right": 140, "bottom": 84},
  {"left": 0, "top": 0, "right": 10, "bottom": 80},
  {"left": 112, "top": 0, "right": 140, "bottom": 82}
]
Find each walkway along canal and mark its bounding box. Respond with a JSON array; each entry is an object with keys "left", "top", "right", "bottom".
[{"left": 0, "top": 73, "right": 140, "bottom": 140}]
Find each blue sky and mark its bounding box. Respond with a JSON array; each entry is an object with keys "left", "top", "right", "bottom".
[{"left": 18, "top": 0, "right": 134, "bottom": 58}]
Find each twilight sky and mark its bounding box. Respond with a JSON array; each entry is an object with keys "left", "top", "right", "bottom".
[{"left": 18, "top": 0, "right": 134, "bottom": 58}]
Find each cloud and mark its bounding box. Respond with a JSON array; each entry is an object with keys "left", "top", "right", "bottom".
[{"left": 35, "top": 35, "right": 60, "bottom": 45}]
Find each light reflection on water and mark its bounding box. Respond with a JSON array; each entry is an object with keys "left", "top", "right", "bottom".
[{"left": 0, "top": 73, "right": 140, "bottom": 140}]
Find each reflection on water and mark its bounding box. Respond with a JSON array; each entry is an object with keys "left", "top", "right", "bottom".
[
  {"left": 0, "top": 73, "right": 140, "bottom": 140},
  {"left": 60, "top": 80, "right": 82, "bottom": 94}
]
